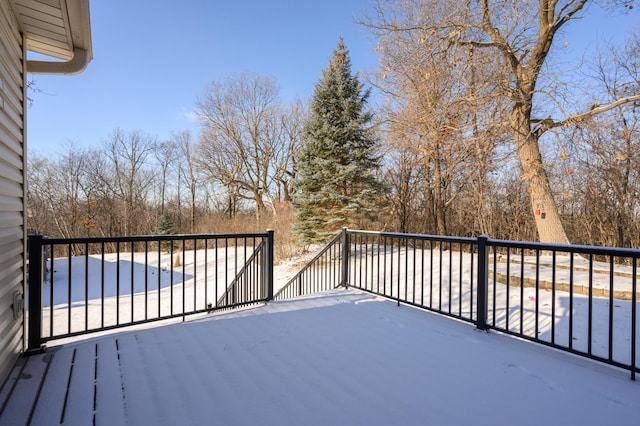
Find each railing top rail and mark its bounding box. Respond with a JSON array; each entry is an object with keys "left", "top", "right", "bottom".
[
  {"left": 347, "top": 229, "right": 640, "bottom": 257},
  {"left": 291, "top": 233, "right": 342, "bottom": 274},
  {"left": 346, "top": 229, "right": 477, "bottom": 245},
  {"left": 30, "top": 232, "right": 270, "bottom": 245},
  {"left": 487, "top": 237, "right": 640, "bottom": 257}
]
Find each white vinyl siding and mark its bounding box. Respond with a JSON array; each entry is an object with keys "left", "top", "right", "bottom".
[{"left": 0, "top": 0, "right": 25, "bottom": 385}]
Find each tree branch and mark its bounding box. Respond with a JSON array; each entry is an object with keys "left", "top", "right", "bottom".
[{"left": 532, "top": 94, "right": 640, "bottom": 134}]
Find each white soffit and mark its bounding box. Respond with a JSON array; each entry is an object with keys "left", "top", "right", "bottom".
[{"left": 9, "top": 0, "right": 93, "bottom": 74}]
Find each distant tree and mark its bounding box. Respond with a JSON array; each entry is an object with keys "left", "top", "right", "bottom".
[
  {"left": 293, "top": 38, "right": 387, "bottom": 245},
  {"left": 100, "top": 129, "right": 156, "bottom": 235},
  {"left": 154, "top": 139, "right": 178, "bottom": 216},
  {"left": 156, "top": 212, "right": 174, "bottom": 235},
  {"left": 155, "top": 212, "right": 174, "bottom": 251},
  {"left": 173, "top": 130, "right": 199, "bottom": 233},
  {"left": 274, "top": 100, "right": 305, "bottom": 204},
  {"left": 196, "top": 72, "right": 292, "bottom": 221}
]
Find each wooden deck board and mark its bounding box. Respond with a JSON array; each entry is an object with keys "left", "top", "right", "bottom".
[
  {"left": 61, "top": 344, "right": 96, "bottom": 424},
  {"left": 0, "top": 355, "right": 49, "bottom": 425},
  {"left": 0, "top": 360, "right": 23, "bottom": 413},
  {"left": 115, "top": 334, "right": 163, "bottom": 426},
  {"left": 94, "top": 340, "right": 126, "bottom": 426},
  {"left": 30, "top": 348, "right": 74, "bottom": 426}
]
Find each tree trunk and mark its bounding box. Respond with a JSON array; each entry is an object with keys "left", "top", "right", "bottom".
[{"left": 512, "top": 109, "right": 569, "bottom": 245}]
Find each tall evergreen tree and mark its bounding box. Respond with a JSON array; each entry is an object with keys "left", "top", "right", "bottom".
[{"left": 293, "top": 38, "right": 386, "bottom": 245}]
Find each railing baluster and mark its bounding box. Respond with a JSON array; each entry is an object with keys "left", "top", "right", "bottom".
[
  {"left": 84, "top": 243, "right": 89, "bottom": 333},
  {"left": 519, "top": 248, "right": 525, "bottom": 335},
  {"left": 157, "top": 239, "right": 162, "bottom": 318},
  {"left": 588, "top": 253, "right": 594, "bottom": 355},
  {"left": 170, "top": 240, "right": 174, "bottom": 314},
  {"left": 411, "top": 238, "right": 418, "bottom": 305},
  {"left": 430, "top": 240, "right": 434, "bottom": 310},
  {"left": 266, "top": 230, "right": 274, "bottom": 301},
  {"left": 534, "top": 249, "right": 540, "bottom": 339},
  {"left": 551, "top": 251, "right": 556, "bottom": 345},
  {"left": 193, "top": 239, "right": 197, "bottom": 311},
  {"left": 608, "top": 256, "right": 614, "bottom": 362},
  {"left": 458, "top": 242, "right": 463, "bottom": 316},
  {"left": 631, "top": 259, "right": 637, "bottom": 381},
  {"left": 491, "top": 245, "right": 496, "bottom": 327},
  {"left": 383, "top": 236, "right": 387, "bottom": 296},
  {"left": 116, "top": 242, "right": 121, "bottom": 325},
  {"left": 101, "top": 242, "right": 105, "bottom": 329},
  {"left": 341, "top": 228, "right": 349, "bottom": 288},
  {"left": 27, "top": 235, "right": 43, "bottom": 353},
  {"left": 475, "top": 235, "right": 488, "bottom": 331},
  {"left": 67, "top": 243, "right": 72, "bottom": 334},
  {"left": 438, "top": 243, "right": 443, "bottom": 312},
  {"left": 448, "top": 242, "right": 453, "bottom": 315},
  {"left": 182, "top": 238, "right": 186, "bottom": 320},
  {"left": 421, "top": 240, "right": 425, "bottom": 308},
  {"left": 505, "top": 248, "right": 511, "bottom": 331},
  {"left": 144, "top": 241, "right": 148, "bottom": 321},
  {"left": 404, "top": 238, "right": 409, "bottom": 303},
  {"left": 204, "top": 238, "right": 208, "bottom": 310},
  {"left": 215, "top": 238, "right": 219, "bottom": 307},
  {"left": 469, "top": 242, "right": 474, "bottom": 321},
  {"left": 131, "top": 241, "right": 134, "bottom": 323},
  {"left": 49, "top": 244, "right": 54, "bottom": 339},
  {"left": 569, "top": 253, "right": 574, "bottom": 350}
]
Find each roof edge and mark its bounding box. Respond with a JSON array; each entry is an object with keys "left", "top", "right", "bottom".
[
  {"left": 26, "top": 47, "right": 90, "bottom": 75},
  {"left": 23, "top": 0, "right": 93, "bottom": 75}
]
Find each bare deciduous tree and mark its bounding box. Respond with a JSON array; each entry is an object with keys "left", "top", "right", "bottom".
[
  {"left": 100, "top": 129, "right": 156, "bottom": 235},
  {"left": 363, "top": 4, "right": 506, "bottom": 235},
  {"left": 172, "top": 130, "right": 199, "bottom": 233},
  {"left": 362, "top": 0, "right": 639, "bottom": 243},
  {"left": 196, "top": 72, "right": 299, "bottom": 221},
  {"left": 560, "top": 32, "right": 640, "bottom": 246},
  {"left": 154, "top": 139, "right": 178, "bottom": 216}
]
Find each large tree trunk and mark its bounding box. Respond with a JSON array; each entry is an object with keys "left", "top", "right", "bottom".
[{"left": 512, "top": 109, "right": 569, "bottom": 245}]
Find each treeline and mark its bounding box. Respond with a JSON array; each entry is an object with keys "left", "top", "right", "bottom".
[
  {"left": 27, "top": 93, "right": 640, "bottom": 250},
  {"left": 27, "top": 2, "right": 640, "bottom": 249}
]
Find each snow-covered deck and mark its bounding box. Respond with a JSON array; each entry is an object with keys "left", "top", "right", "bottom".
[{"left": 1, "top": 289, "right": 639, "bottom": 425}]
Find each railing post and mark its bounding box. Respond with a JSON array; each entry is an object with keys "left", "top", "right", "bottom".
[
  {"left": 341, "top": 227, "right": 350, "bottom": 288},
  {"left": 265, "top": 229, "right": 274, "bottom": 301},
  {"left": 476, "top": 235, "right": 489, "bottom": 331},
  {"left": 26, "top": 234, "right": 44, "bottom": 354}
]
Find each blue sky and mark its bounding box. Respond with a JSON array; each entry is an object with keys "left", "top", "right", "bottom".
[
  {"left": 26, "top": 1, "right": 638, "bottom": 155},
  {"left": 27, "top": 0, "right": 379, "bottom": 155}
]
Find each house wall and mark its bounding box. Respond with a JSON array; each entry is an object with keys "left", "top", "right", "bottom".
[{"left": 0, "top": 0, "right": 26, "bottom": 384}]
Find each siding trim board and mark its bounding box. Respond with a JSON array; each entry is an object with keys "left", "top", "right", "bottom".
[
  {"left": 0, "top": 0, "right": 24, "bottom": 386},
  {"left": 0, "top": 0, "right": 92, "bottom": 388}
]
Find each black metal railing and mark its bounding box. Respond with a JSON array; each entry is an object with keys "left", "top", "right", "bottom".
[
  {"left": 276, "top": 228, "right": 639, "bottom": 380},
  {"left": 26, "top": 230, "right": 274, "bottom": 351},
  {"left": 273, "top": 232, "right": 345, "bottom": 300},
  {"left": 26, "top": 227, "right": 639, "bottom": 379},
  {"left": 482, "top": 238, "right": 638, "bottom": 381}
]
